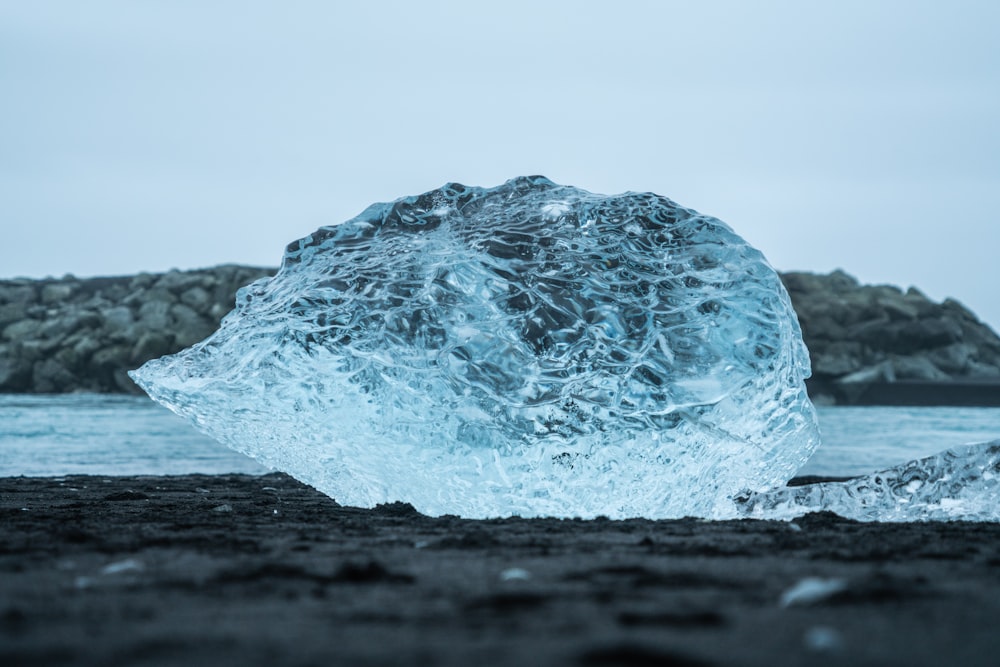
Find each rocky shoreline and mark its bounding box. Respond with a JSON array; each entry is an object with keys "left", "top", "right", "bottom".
[
  {"left": 2, "top": 266, "right": 1000, "bottom": 404},
  {"left": 0, "top": 266, "right": 274, "bottom": 394},
  {"left": 781, "top": 271, "right": 1000, "bottom": 405}
]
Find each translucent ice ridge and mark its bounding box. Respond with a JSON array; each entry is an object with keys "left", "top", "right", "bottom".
[
  {"left": 131, "top": 176, "right": 821, "bottom": 519},
  {"left": 739, "top": 440, "right": 1000, "bottom": 522}
]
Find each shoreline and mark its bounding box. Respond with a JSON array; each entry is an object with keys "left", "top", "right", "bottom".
[{"left": 3, "top": 473, "right": 999, "bottom": 666}]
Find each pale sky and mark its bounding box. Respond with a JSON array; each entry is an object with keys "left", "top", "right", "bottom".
[{"left": 2, "top": 1, "right": 999, "bottom": 328}]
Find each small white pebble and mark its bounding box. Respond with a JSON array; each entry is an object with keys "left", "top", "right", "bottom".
[
  {"left": 101, "top": 558, "right": 144, "bottom": 576},
  {"left": 780, "top": 577, "right": 847, "bottom": 607},
  {"left": 500, "top": 568, "right": 531, "bottom": 582},
  {"left": 804, "top": 625, "right": 844, "bottom": 652}
]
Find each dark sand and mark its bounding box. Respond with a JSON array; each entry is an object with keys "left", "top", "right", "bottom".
[{"left": 2, "top": 473, "right": 999, "bottom": 667}]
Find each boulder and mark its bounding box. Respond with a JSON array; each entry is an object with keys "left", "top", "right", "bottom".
[
  {"left": 3, "top": 318, "right": 41, "bottom": 342},
  {"left": 0, "top": 303, "right": 29, "bottom": 328},
  {"left": 888, "top": 355, "right": 951, "bottom": 382},
  {"left": 810, "top": 341, "right": 864, "bottom": 376},
  {"left": 32, "top": 358, "right": 77, "bottom": 394},
  {"left": 0, "top": 283, "right": 36, "bottom": 306},
  {"left": 132, "top": 332, "right": 173, "bottom": 365},
  {"left": 40, "top": 282, "right": 77, "bottom": 305},
  {"left": 180, "top": 286, "right": 212, "bottom": 312},
  {"left": 137, "top": 301, "right": 172, "bottom": 331},
  {"left": 101, "top": 306, "right": 135, "bottom": 332}
]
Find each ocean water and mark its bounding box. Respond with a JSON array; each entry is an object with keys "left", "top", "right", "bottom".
[
  {"left": 1, "top": 394, "right": 999, "bottom": 480},
  {"left": 0, "top": 394, "right": 267, "bottom": 477}
]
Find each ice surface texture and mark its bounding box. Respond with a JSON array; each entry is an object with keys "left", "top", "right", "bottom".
[
  {"left": 131, "top": 176, "right": 820, "bottom": 518},
  {"left": 739, "top": 440, "right": 1000, "bottom": 522}
]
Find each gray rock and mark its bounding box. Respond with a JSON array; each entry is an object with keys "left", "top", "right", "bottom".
[
  {"left": 53, "top": 343, "right": 83, "bottom": 371},
  {"left": 896, "top": 318, "right": 964, "bottom": 352},
  {"left": 122, "top": 289, "right": 149, "bottom": 308},
  {"left": 71, "top": 334, "right": 103, "bottom": 361},
  {"left": 38, "top": 312, "right": 88, "bottom": 342},
  {"left": 131, "top": 332, "right": 173, "bottom": 364},
  {"left": 101, "top": 306, "right": 135, "bottom": 332},
  {"left": 97, "top": 283, "right": 128, "bottom": 303},
  {"left": 889, "top": 355, "right": 951, "bottom": 381},
  {"left": 209, "top": 303, "right": 230, "bottom": 320},
  {"left": 111, "top": 368, "right": 139, "bottom": 393},
  {"left": 3, "top": 318, "right": 41, "bottom": 342},
  {"left": 0, "top": 284, "right": 36, "bottom": 306},
  {"left": 128, "top": 273, "right": 157, "bottom": 291},
  {"left": 903, "top": 288, "right": 938, "bottom": 318},
  {"left": 15, "top": 340, "right": 45, "bottom": 363},
  {"left": 155, "top": 270, "right": 204, "bottom": 294},
  {"left": 844, "top": 317, "right": 893, "bottom": 347},
  {"left": 137, "top": 301, "right": 172, "bottom": 330},
  {"left": 92, "top": 345, "right": 131, "bottom": 369},
  {"left": 927, "top": 343, "right": 976, "bottom": 374},
  {"left": 143, "top": 287, "right": 179, "bottom": 305},
  {"left": 170, "top": 303, "right": 215, "bottom": 347},
  {"left": 32, "top": 358, "right": 77, "bottom": 394},
  {"left": 942, "top": 298, "right": 978, "bottom": 322},
  {"left": 180, "top": 286, "right": 212, "bottom": 313},
  {"left": 877, "top": 297, "right": 919, "bottom": 322},
  {"left": 812, "top": 316, "right": 848, "bottom": 342},
  {"left": 811, "top": 342, "right": 865, "bottom": 376},
  {"left": 967, "top": 361, "right": 1000, "bottom": 378},
  {"left": 838, "top": 361, "right": 896, "bottom": 385},
  {"left": 40, "top": 283, "right": 76, "bottom": 305},
  {"left": 0, "top": 302, "right": 28, "bottom": 328}
]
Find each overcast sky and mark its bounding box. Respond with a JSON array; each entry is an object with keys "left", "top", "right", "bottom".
[{"left": 2, "top": 1, "right": 998, "bottom": 328}]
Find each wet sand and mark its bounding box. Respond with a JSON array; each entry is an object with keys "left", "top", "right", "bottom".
[{"left": 2, "top": 473, "right": 999, "bottom": 666}]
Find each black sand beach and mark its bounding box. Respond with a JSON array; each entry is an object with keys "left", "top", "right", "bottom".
[{"left": 2, "top": 473, "right": 999, "bottom": 666}]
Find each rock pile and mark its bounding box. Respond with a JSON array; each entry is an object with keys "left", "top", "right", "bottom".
[
  {"left": 2, "top": 265, "right": 1000, "bottom": 403},
  {"left": 782, "top": 270, "right": 1000, "bottom": 403},
  {"left": 0, "top": 266, "right": 274, "bottom": 393}
]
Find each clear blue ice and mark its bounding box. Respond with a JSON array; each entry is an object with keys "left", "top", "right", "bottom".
[
  {"left": 739, "top": 440, "right": 1000, "bottom": 521},
  {"left": 130, "top": 177, "right": 999, "bottom": 521}
]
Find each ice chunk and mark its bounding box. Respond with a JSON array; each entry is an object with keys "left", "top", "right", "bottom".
[
  {"left": 130, "top": 176, "right": 819, "bottom": 518},
  {"left": 780, "top": 577, "right": 848, "bottom": 607},
  {"left": 740, "top": 440, "right": 1000, "bottom": 521}
]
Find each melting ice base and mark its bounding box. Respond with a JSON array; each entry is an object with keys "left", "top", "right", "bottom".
[
  {"left": 131, "top": 177, "right": 999, "bottom": 521},
  {"left": 741, "top": 440, "right": 1000, "bottom": 522}
]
